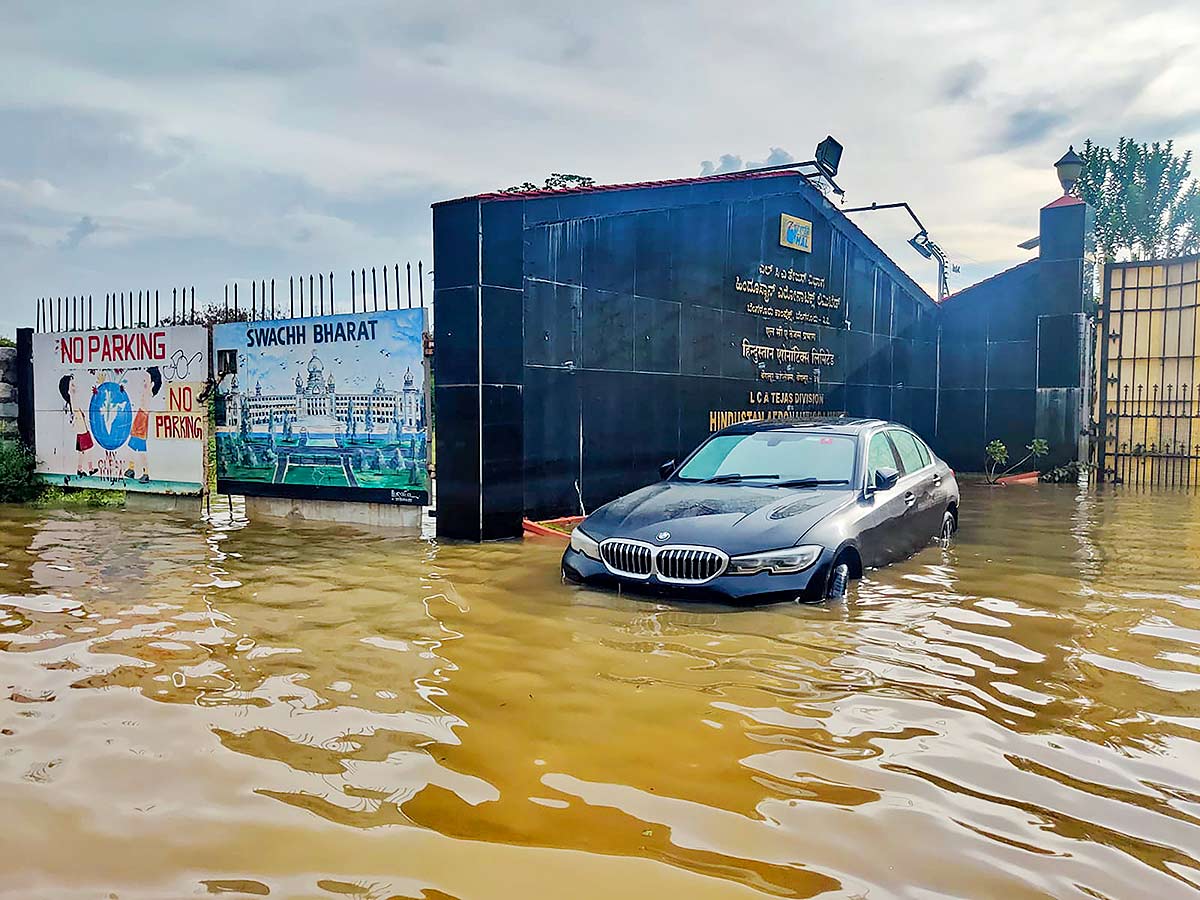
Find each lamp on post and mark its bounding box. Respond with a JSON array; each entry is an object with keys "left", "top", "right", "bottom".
[{"left": 1054, "top": 145, "right": 1085, "bottom": 196}]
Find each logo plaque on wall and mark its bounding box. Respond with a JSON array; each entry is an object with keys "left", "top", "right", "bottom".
[{"left": 779, "top": 213, "right": 813, "bottom": 253}]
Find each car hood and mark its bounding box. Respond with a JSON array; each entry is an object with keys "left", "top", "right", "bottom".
[{"left": 581, "top": 482, "right": 854, "bottom": 556}]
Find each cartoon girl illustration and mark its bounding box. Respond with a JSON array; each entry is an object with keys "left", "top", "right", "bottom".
[
  {"left": 58, "top": 373, "right": 95, "bottom": 477},
  {"left": 123, "top": 366, "right": 162, "bottom": 484}
]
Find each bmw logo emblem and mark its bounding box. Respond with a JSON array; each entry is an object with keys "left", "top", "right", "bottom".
[{"left": 656, "top": 531, "right": 670, "bottom": 542}]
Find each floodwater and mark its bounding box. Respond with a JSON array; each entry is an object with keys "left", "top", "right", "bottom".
[{"left": 2, "top": 486, "right": 1200, "bottom": 900}]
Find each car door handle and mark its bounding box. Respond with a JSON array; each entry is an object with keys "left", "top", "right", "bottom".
[
  {"left": 904, "top": 491, "right": 916, "bottom": 508},
  {"left": 931, "top": 473, "right": 941, "bottom": 485}
]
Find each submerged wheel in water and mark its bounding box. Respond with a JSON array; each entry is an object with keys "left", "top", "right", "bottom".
[
  {"left": 826, "top": 561, "right": 850, "bottom": 600},
  {"left": 940, "top": 510, "right": 956, "bottom": 543}
]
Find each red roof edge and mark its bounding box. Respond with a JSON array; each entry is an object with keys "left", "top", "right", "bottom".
[
  {"left": 1042, "top": 194, "right": 1084, "bottom": 210},
  {"left": 435, "top": 169, "right": 803, "bottom": 205},
  {"left": 941, "top": 258, "right": 1038, "bottom": 303}
]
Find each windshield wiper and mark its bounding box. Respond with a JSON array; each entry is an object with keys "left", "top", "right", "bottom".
[
  {"left": 698, "top": 473, "right": 779, "bottom": 484},
  {"left": 774, "top": 478, "right": 850, "bottom": 488}
]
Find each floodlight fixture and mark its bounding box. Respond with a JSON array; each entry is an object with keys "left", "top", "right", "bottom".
[
  {"left": 815, "top": 135, "right": 843, "bottom": 178},
  {"left": 908, "top": 232, "right": 935, "bottom": 259}
]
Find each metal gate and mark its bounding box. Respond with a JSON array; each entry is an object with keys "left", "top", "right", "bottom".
[{"left": 1097, "top": 255, "right": 1200, "bottom": 486}]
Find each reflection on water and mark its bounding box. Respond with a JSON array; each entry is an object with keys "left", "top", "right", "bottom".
[{"left": 3, "top": 484, "right": 1200, "bottom": 899}]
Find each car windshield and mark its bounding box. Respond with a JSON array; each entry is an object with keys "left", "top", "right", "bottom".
[{"left": 675, "top": 431, "right": 856, "bottom": 484}]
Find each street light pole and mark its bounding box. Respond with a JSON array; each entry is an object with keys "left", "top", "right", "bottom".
[{"left": 842, "top": 201, "right": 952, "bottom": 301}]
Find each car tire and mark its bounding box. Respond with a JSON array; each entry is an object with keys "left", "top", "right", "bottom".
[
  {"left": 939, "top": 510, "right": 956, "bottom": 544},
  {"left": 825, "top": 560, "right": 851, "bottom": 600}
]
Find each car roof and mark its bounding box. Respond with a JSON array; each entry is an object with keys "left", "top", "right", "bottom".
[{"left": 713, "top": 416, "right": 895, "bottom": 438}]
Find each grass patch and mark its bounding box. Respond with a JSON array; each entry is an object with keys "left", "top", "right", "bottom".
[{"left": 33, "top": 486, "right": 125, "bottom": 508}]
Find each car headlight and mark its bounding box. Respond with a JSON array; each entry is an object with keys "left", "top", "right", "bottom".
[
  {"left": 569, "top": 526, "right": 601, "bottom": 560},
  {"left": 726, "top": 545, "right": 823, "bottom": 576}
]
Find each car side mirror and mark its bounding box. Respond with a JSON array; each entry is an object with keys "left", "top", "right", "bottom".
[
  {"left": 659, "top": 459, "right": 677, "bottom": 479},
  {"left": 873, "top": 467, "right": 900, "bottom": 492}
]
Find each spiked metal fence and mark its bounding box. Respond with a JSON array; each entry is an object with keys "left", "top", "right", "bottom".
[{"left": 34, "top": 261, "right": 428, "bottom": 333}]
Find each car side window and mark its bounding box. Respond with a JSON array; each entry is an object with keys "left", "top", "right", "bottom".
[
  {"left": 914, "top": 436, "right": 932, "bottom": 468},
  {"left": 889, "top": 430, "right": 926, "bottom": 475},
  {"left": 866, "top": 433, "right": 900, "bottom": 484}
]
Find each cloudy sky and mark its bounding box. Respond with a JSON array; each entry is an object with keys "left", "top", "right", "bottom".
[{"left": 2, "top": 0, "right": 1199, "bottom": 334}]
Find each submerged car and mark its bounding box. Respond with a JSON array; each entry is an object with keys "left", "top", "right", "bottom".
[{"left": 562, "top": 418, "right": 959, "bottom": 603}]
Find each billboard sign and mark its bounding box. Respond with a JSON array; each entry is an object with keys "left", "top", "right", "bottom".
[
  {"left": 212, "top": 309, "right": 428, "bottom": 505},
  {"left": 32, "top": 326, "right": 210, "bottom": 493}
]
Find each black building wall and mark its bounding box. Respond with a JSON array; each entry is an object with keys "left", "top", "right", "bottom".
[
  {"left": 433, "top": 174, "right": 1093, "bottom": 541},
  {"left": 935, "top": 196, "right": 1094, "bottom": 470},
  {"left": 434, "top": 172, "right": 939, "bottom": 540}
]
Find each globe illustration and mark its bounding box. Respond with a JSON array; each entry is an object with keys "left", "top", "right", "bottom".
[{"left": 89, "top": 381, "right": 134, "bottom": 451}]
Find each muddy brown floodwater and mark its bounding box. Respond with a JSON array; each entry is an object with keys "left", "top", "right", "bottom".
[{"left": 2, "top": 484, "right": 1200, "bottom": 899}]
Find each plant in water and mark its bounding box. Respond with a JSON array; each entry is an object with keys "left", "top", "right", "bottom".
[
  {"left": 1040, "top": 461, "right": 1091, "bottom": 483},
  {"left": 984, "top": 440, "right": 1008, "bottom": 484},
  {"left": 0, "top": 440, "right": 45, "bottom": 503},
  {"left": 985, "top": 438, "right": 1049, "bottom": 484}
]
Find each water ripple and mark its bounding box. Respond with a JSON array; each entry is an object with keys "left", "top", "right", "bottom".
[{"left": 2, "top": 484, "right": 1200, "bottom": 898}]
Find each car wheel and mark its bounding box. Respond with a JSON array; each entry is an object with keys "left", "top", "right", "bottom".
[
  {"left": 938, "top": 510, "right": 956, "bottom": 545},
  {"left": 825, "top": 560, "right": 850, "bottom": 600}
]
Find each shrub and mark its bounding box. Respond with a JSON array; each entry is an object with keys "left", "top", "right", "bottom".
[
  {"left": 985, "top": 437, "right": 1050, "bottom": 484},
  {"left": 1040, "top": 461, "right": 1090, "bottom": 483},
  {"left": 0, "top": 441, "right": 44, "bottom": 503}
]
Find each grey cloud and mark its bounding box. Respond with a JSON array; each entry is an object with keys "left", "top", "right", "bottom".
[
  {"left": 2, "top": 0, "right": 1198, "bottom": 334},
  {"left": 746, "top": 147, "right": 795, "bottom": 169},
  {"left": 60, "top": 215, "right": 99, "bottom": 249},
  {"left": 0, "top": 106, "right": 189, "bottom": 185},
  {"left": 0, "top": 230, "right": 34, "bottom": 250},
  {"left": 1110, "top": 110, "right": 1200, "bottom": 146},
  {"left": 1000, "top": 108, "right": 1069, "bottom": 149},
  {"left": 940, "top": 62, "right": 985, "bottom": 102},
  {"left": 699, "top": 148, "right": 794, "bottom": 176},
  {"left": 5, "top": 5, "right": 363, "bottom": 78},
  {"left": 699, "top": 154, "right": 743, "bottom": 176}
]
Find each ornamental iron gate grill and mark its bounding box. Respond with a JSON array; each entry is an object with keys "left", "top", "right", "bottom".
[{"left": 1097, "top": 255, "right": 1200, "bottom": 487}]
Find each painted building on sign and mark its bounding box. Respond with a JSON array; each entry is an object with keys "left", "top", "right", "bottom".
[
  {"left": 31, "top": 326, "right": 209, "bottom": 494},
  {"left": 223, "top": 354, "right": 425, "bottom": 435},
  {"left": 213, "top": 309, "right": 429, "bottom": 505}
]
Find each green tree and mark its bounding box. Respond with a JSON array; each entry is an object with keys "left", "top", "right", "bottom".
[
  {"left": 501, "top": 173, "right": 595, "bottom": 193},
  {"left": 1075, "top": 138, "right": 1200, "bottom": 261}
]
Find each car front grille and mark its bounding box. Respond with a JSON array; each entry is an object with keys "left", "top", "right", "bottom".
[
  {"left": 656, "top": 547, "right": 726, "bottom": 583},
  {"left": 600, "top": 539, "right": 654, "bottom": 578},
  {"left": 598, "top": 539, "right": 728, "bottom": 584}
]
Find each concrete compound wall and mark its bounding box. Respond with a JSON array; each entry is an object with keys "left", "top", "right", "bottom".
[
  {"left": 3, "top": 329, "right": 422, "bottom": 534},
  {"left": 0, "top": 346, "right": 16, "bottom": 439}
]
